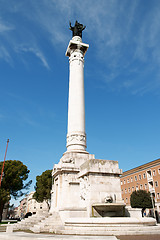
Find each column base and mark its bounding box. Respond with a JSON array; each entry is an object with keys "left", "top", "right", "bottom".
[{"left": 66, "top": 132, "right": 86, "bottom": 152}]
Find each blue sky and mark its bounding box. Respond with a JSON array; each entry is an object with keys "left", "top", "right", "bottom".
[{"left": 0, "top": 0, "right": 160, "bottom": 206}]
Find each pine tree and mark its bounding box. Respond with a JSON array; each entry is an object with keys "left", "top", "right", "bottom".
[
  {"left": 0, "top": 160, "right": 32, "bottom": 221},
  {"left": 33, "top": 170, "right": 52, "bottom": 209}
]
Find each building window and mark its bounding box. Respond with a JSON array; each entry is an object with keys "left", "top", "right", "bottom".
[
  {"left": 139, "top": 175, "right": 141, "bottom": 180},
  {"left": 135, "top": 176, "right": 137, "bottom": 181},
  {"left": 143, "top": 173, "right": 146, "bottom": 179},
  {"left": 132, "top": 186, "right": 134, "bottom": 192},
  {"left": 125, "top": 188, "right": 127, "bottom": 193},
  {"left": 155, "top": 181, "right": 158, "bottom": 187},
  {"left": 145, "top": 184, "right": 147, "bottom": 189},
  {"left": 157, "top": 193, "right": 160, "bottom": 199},
  {"left": 158, "top": 169, "right": 160, "bottom": 174},
  {"left": 121, "top": 181, "right": 123, "bottom": 185},
  {"left": 153, "top": 170, "right": 156, "bottom": 176},
  {"left": 136, "top": 186, "right": 139, "bottom": 191},
  {"left": 128, "top": 188, "right": 131, "bottom": 193},
  {"left": 140, "top": 184, "right": 143, "bottom": 189},
  {"left": 126, "top": 198, "right": 128, "bottom": 203},
  {"left": 127, "top": 179, "right": 130, "bottom": 183},
  {"left": 131, "top": 177, "right": 133, "bottom": 182},
  {"left": 124, "top": 180, "right": 126, "bottom": 184}
]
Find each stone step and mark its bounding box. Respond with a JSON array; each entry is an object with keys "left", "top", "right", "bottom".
[
  {"left": 13, "top": 213, "right": 50, "bottom": 231},
  {"left": 59, "top": 227, "right": 160, "bottom": 236},
  {"left": 30, "top": 212, "right": 64, "bottom": 233},
  {"left": 0, "top": 225, "right": 7, "bottom": 232},
  {"left": 65, "top": 225, "right": 160, "bottom": 231}
]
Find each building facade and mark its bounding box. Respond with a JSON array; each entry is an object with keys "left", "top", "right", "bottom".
[
  {"left": 26, "top": 191, "right": 48, "bottom": 215},
  {"left": 120, "top": 158, "right": 160, "bottom": 212},
  {"left": 14, "top": 192, "right": 49, "bottom": 219},
  {"left": 19, "top": 196, "right": 28, "bottom": 218}
]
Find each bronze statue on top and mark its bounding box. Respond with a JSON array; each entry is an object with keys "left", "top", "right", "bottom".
[{"left": 69, "top": 21, "right": 86, "bottom": 38}]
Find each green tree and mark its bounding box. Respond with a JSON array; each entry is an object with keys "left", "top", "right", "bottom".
[
  {"left": 33, "top": 170, "right": 52, "bottom": 209},
  {"left": 0, "top": 160, "right": 32, "bottom": 221},
  {"left": 130, "top": 190, "right": 153, "bottom": 209}
]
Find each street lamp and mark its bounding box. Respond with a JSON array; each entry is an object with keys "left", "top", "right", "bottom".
[{"left": 0, "top": 139, "right": 9, "bottom": 187}]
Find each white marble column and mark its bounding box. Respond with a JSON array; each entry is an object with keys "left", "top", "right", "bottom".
[{"left": 66, "top": 36, "right": 89, "bottom": 152}]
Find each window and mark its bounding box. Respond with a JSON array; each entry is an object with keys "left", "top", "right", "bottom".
[
  {"left": 125, "top": 188, "right": 127, "bottom": 193},
  {"left": 126, "top": 198, "right": 128, "bottom": 203},
  {"left": 124, "top": 180, "right": 126, "bottom": 184},
  {"left": 127, "top": 179, "right": 130, "bottom": 183},
  {"left": 157, "top": 193, "right": 160, "bottom": 199},
  {"left": 135, "top": 176, "right": 137, "bottom": 181},
  {"left": 136, "top": 186, "right": 139, "bottom": 191},
  {"left": 140, "top": 184, "right": 143, "bottom": 190},
  {"left": 132, "top": 186, "right": 134, "bottom": 192},
  {"left": 158, "top": 169, "right": 160, "bottom": 174},
  {"left": 121, "top": 181, "right": 123, "bottom": 185},
  {"left": 145, "top": 184, "right": 147, "bottom": 189},
  {"left": 128, "top": 188, "right": 131, "bottom": 193},
  {"left": 155, "top": 181, "right": 158, "bottom": 187},
  {"left": 139, "top": 175, "right": 141, "bottom": 180},
  {"left": 131, "top": 177, "right": 133, "bottom": 182},
  {"left": 153, "top": 170, "right": 156, "bottom": 176},
  {"left": 143, "top": 173, "right": 146, "bottom": 179}
]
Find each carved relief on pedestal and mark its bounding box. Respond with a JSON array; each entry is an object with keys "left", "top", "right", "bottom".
[
  {"left": 62, "top": 157, "right": 75, "bottom": 164},
  {"left": 67, "top": 133, "right": 86, "bottom": 148},
  {"left": 80, "top": 176, "right": 90, "bottom": 201}
]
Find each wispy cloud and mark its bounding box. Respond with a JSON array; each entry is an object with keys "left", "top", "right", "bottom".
[
  {"left": 15, "top": 46, "right": 50, "bottom": 69},
  {"left": 0, "top": 46, "right": 12, "bottom": 64},
  {"left": 0, "top": 21, "right": 14, "bottom": 33}
]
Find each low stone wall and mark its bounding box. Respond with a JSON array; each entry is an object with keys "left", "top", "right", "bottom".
[{"left": 125, "top": 207, "right": 142, "bottom": 218}]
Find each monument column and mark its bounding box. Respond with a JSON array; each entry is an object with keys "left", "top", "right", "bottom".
[{"left": 66, "top": 27, "right": 89, "bottom": 152}]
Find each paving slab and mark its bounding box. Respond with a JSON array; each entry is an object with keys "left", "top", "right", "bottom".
[{"left": 0, "top": 232, "right": 118, "bottom": 240}]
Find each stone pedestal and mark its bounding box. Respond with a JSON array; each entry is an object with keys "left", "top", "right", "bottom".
[{"left": 50, "top": 151, "right": 123, "bottom": 220}]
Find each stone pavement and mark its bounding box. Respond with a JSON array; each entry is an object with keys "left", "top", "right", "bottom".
[
  {"left": 0, "top": 232, "right": 118, "bottom": 240},
  {"left": 118, "top": 235, "right": 160, "bottom": 240},
  {"left": 1, "top": 232, "right": 160, "bottom": 240}
]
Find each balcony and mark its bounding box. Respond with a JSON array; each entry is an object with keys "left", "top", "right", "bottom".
[
  {"left": 147, "top": 170, "right": 153, "bottom": 182},
  {"left": 148, "top": 187, "right": 155, "bottom": 194}
]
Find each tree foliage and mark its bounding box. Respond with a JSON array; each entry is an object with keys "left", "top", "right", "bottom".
[
  {"left": 0, "top": 160, "right": 32, "bottom": 221},
  {"left": 130, "top": 190, "right": 153, "bottom": 209},
  {"left": 33, "top": 170, "right": 52, "bottom": 208}
]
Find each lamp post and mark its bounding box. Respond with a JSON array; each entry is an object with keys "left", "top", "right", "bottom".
[
  {"left": 0, "top": 139, "right": 9, "bottom": 187},
  {"left": 151, "top": 192, "right": 155, "bottom": 218}
]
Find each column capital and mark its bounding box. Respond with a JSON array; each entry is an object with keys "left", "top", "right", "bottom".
[{"left": 66, "top": 39, "right": 89, "bottom": 57}]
